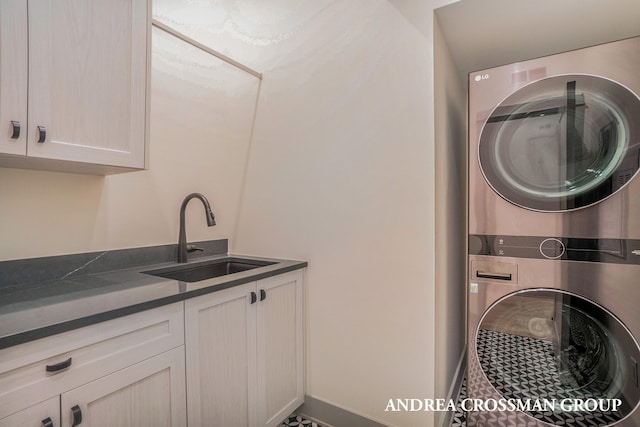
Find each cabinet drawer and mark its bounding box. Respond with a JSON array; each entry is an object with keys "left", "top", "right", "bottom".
[{"left": 0, "top": 302, "right": 183, "bottom": 419}]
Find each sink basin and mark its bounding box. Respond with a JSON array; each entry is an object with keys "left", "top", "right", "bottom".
[{"left": 143, "top": 258, "right": 276, "bottom": 283}]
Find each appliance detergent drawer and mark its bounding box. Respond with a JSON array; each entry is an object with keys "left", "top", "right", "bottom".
[
  {"left": 471, "top": 260, "right": 518, "bottom": 283},
  {"left": 0, "top": 302, "right": 184, "bottom": 419}
]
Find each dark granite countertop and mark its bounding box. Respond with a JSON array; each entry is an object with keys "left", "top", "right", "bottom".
[{"left": 0, "top": 240, "right": 307, "bottom": 349}]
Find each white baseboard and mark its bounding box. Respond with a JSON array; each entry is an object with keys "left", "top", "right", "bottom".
[{"left": 297, "top": 395, "right": 389, "bottom": 427}]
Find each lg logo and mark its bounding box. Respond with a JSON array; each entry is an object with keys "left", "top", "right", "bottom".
[{"left": 474, "top": 74, "right": 490, "bottom": 82}]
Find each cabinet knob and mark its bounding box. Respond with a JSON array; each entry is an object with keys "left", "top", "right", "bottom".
[
  {"left": 41, "top": 417, "right": 54, "bottom": 427},
  {"left": 71, "top": 405, "right": 82, "bottom": 427},
  {"left": 250, "top": 291, "right": 257, "bottom": 304},
  {"left": 37, "top": 126, "right": 46, "bottom": 143},
  {"left": 260, "top": 289, "right": 267, "bottom": 301},
  {"left": 10, "top": 121, "right": 20, "bottom": 139}
]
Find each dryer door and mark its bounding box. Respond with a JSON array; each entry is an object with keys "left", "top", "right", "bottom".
[
  {"left": 479, "top": 74, "right": 640, "bottom": 212},
  {"left": 476, "top": 289, "right": 640, "bottom": 426}
]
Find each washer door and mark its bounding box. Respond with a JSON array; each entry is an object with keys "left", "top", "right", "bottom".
[
  {"left": 479, "top": 74, "right": 640, "bottom": 211},
  {"left": 477, "top": 289, "right": 640, "bottom": 425}
]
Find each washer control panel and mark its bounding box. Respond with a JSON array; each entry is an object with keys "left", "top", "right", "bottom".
[{"left": 469, "top": 234, "right": 640, "bottom": 265}]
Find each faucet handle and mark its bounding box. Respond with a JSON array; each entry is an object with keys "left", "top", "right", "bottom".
[{"left": 186, "top": 244, "right": 204, "bottom": 253}]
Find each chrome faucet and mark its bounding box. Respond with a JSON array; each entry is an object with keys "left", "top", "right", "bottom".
[{"left": 178, "top": 193, "right": 216, "bottom": 263}]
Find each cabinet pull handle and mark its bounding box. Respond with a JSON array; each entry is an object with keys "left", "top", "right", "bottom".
[
  {"left": 250, "top": 291, "right": 257, "bottom": 304},
  {"left": 10, "top": 121, "right": 20, "bottom": 139},
  {"left": 46, "top": 357, "right": 72, "bottom": 373},
  {"left": 41, "top": 417, "right": 54, "bottom": 427},
  {"left": 260, "top": 289, "right": 266, "bottom": 301},
  {"left": 37, "top": 126, "right": 46, "bottom": 143},
  {"left": 71, "top": 405, "right": 82, "bottom": 426}
]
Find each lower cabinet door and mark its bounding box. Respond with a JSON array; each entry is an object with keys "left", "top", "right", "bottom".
[
  {"left": 185, "top": 282, "right": 257, "bottom": 427},
  {"left": 0, "top": 396, "right": 59, "bottom": 427},
  {"left": 257, "top": 271, "right": 304, "bottom": 427},
  {"left": 60, "top": 347, "right": 186, "bottom": 427}
]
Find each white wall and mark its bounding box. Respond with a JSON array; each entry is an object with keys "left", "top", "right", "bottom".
[
  {"left": 235, "top": 6, "right": 437, "bottom": 425},
  {"left": 227, "top": 1, "right": 456, "bottom": 425},
  {"left": 0, "top": 26, "right": 259, "bottom": 261},
  {"left": 433, "top": 16, "right": 467, "bottom": 427},
  {"left": 154, "top": 1, "right": 458, "bottom": 424}
]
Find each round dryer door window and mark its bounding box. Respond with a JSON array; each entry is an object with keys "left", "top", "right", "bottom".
[
  {"left": 476, "top": 289, "right": 640, "bottom": 425},
  {"left": 479, "top": 74, "right": 640, "bottom": 211}
]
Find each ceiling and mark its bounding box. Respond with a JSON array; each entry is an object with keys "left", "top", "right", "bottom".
[{"left": 435, "top": 0, "right": 640, "bottom": 84}]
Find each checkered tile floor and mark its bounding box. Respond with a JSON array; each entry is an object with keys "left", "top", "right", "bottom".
[
  {"left": 450, "top": 375, "right": 467, "bottom": 427},
  {"left": 279, "top": 414, "right": 324, "bottom": 427}
]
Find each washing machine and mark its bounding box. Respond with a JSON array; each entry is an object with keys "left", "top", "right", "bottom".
[{"left": 468, "top": 36, "right": 640, "bottom": 426}]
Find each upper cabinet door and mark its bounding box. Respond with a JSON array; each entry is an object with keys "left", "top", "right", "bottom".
[
  {"left": 27, "top": 0, "right": 148, "bottom": 169},
  {"left": 0, "top": 0, "right": 28, "bottom": 156}
]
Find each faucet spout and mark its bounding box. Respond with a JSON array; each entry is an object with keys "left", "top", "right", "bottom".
[{"left": 178, "top": 193, "right": 216, "bottom": 263}]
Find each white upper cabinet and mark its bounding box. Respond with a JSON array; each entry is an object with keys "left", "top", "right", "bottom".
[
  {"left": 0, "top": 0, "right": 28, "bottom": 157},
  {"left": 0, "top": 0, "right": 149, "bottom": 174}
]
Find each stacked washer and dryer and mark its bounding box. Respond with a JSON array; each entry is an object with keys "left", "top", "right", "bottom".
[{"left": 467, "top": 37, "right": 640, "bottom": 426}]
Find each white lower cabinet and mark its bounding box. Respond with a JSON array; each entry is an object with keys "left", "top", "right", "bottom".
[
  {"left": 0, "top": 302, "right": 186, "bottom": 427},
  {"left": 257, "top": 272, "right": 305, "bottom": 427},
  {"left": 185, "top": 282, "right": 257, "bottom": 427},
  {"left": 60, "top": 347, "right": 186, "bottom": 427},
  {"left": 0, "top": 397, "right": 59, "bottom": 427},
  {"left": 0, "top": 270, "right": 304, "bottom": 427},
  {"left": 185, "top": 270, "right": 304, "bottom": 427}
]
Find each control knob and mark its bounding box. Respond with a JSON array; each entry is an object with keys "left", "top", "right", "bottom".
[{"left": 539, "top": 238, "right": 565, "bottom": 259}]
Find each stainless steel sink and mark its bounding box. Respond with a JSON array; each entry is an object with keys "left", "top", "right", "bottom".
[{"left": 143, "top": 258, "right": 276, "bottom": 283}]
